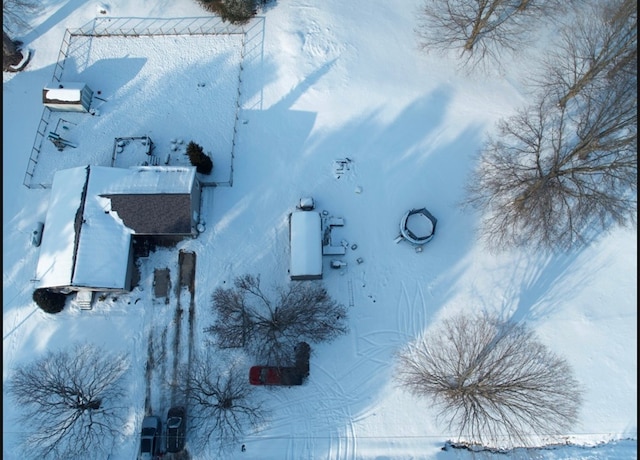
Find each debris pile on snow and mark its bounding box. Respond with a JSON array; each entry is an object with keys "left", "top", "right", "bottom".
[{"left": 333, "top": 158, "right": 353, "bottom": 179}]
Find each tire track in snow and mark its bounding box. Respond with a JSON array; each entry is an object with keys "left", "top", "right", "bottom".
[
  {"left": 266, "top": 377, "right": 356, "bottom": 446},
  {"left": 276, "top": 362, "right": 361, "bottom": 459},
  {"left": 145, "top": 251, "right": 196, "bottom": 417},
  {"left": 144, "top": 328, "right": 154, "bottom": 414},
  {"left": 312, "top": 282, "right": 430, "bottom": 457},
  {"left": 171, "top": 297, "right": 183, "bottom": 400},
  {"left": 264, "top": 278, "right": 421, "bottom": 459},
  {"left": 396, "top": 280, "right": 429, "bottom": 340},
  {"left": 159, "top": 326, "right": 168, "bottom": 411},
  {"left": 328, "top": 414, "right": 357, "bottom": 460},
  {"left": 283, "top": 415, "right": 313, "bottom": 460},
  {"left": 145, "top": 323, "right": 168, "bottom": 417},
  {"left": 172, "top": 250, "right": 195, "bottom": 406},
  {"left": 343, "top": 407, "right": 358, "bottom": 460},
  {"left": 186, "top": 269, "right": 196, "bottom": 398}
]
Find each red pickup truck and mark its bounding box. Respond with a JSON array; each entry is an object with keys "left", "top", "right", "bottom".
[
  {"left": 249, "top": 342, "right": 310, "bottom": 386},
  {"left": 249, "top": 366, "right": 304, "bottom": 385}
]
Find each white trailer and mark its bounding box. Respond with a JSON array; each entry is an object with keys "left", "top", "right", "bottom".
[{"left": 289, "top": 210, "right": 323, "bottom": 280}]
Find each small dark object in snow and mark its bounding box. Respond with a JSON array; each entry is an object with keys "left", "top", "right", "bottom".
[
  {"left": 351, "top": 243, "right": 357, "bottom": 250},
  {"left": 31, "top": 222, "right": 44, "bottom": 247},
  {"left": 356, "top": 257, "right": 364, "bottom": 264}
]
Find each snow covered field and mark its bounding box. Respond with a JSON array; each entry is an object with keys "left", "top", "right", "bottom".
[{"left": 3, "top": 1, "right": 636, "bottom": 459}]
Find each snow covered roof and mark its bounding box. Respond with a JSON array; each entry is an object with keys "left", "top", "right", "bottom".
[
  {"left": 289, "top": 210, "right": 323, "bottom": 280},
  {"left": 43, "top": 82, "right": 90, "bottom": 102},
  {"left": 98, "top": 165, "right": 197, "bottom": 194},
  {"left": 36, "top": 165, "right": 198, "bottom": 290}
]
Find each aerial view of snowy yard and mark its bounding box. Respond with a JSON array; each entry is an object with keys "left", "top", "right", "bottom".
[{"left": 3, "top": 0, "right": 636, "bottom": 459}]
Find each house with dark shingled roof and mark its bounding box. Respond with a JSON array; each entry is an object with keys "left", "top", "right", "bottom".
[{"left": 35, "top": 165, "right": 201, "bottom": 294}]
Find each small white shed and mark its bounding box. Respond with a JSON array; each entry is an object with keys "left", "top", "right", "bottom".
[
  {"left": 289, "top": 210, "right": 323, "bottom": 280},
  {"left": 43, "top": 82, "right": 93, "bottom": 112}
]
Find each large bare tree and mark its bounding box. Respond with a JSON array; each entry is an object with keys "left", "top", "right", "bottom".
[
  {"left": 538, "top": 0, "right": 637, "bottom": 108},
  {"left": 465, "top": 63, "right": 637, "bottom": 250},
  {"left": 206, "top": 274, "right": 348, "bottom": 365},
  {"left": 7, "top": 344, "right": 130, "bottom": 460},
  {"left": 463, "top": 0, "right": 637, "bottom": 250},
  {"left": 396, "top": 313, "right": 582, "bottom": 448},
  {"left": 177, "top": 352, "right": 266, "bottom": 449},
  {"left": 415, "top": 0, "right": 571, "bottom": 69}
]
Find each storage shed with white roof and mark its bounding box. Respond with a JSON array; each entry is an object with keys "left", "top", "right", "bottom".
[{"left": 42, "top": 81, "right": 93, "bottom": 112}]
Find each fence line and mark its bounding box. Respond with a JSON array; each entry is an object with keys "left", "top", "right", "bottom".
[
  {"left": 23, "top": 16, "right": 261, "bottom": 189},
  {"left": 73, "top": 16, "right": 247, "bottom": 37},
  {"left": 51, "top": 30, "right": 72, "bottom": 83},
  {"left": 23, "top": 108, "right": 53, "bottom": 189}
]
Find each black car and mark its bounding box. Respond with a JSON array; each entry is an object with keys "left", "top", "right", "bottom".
[
  {"left": 139, "top": 415, "right": 161, "bottom": 460},
  {"left": 166, "top": 406, "right": 186, "bottom": 453}
]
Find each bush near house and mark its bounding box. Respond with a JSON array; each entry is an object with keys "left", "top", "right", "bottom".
[
  {"left": 33, "top": 288, "right": 67, "bottom": 314},
  {"left": 186, "top": 141, "right": 214, "bottom": 175}
]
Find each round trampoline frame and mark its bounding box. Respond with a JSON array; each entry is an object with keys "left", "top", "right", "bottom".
[{"left": 399, "top": 208, "right": 437, "bottom": 245}]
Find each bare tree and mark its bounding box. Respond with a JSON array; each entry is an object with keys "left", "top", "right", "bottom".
[
  {"left": 207, "top": 279, "right": 253, "bottom": 348},
  {"left": 415, "top": 0, "right": 571, "bottom": 69},
  {"left": 3, "top": 0, "right": 40, "bottom": 33},
  {"left": 396, "top": 313, "right": 582, "bottom": 448},
  {"left": 464, "top": 71, "right": 637, "bottom": 250},
  {"left": 538, "top": 0, "right": 637, "bottom": 108},
  {"left": 178, "top": 351, "right": 266, "bottom": 449},
  {"left": 7, "top": 344, "right": 130, "bottom": 460},
  {"left": 206, "top": 274, "right": 348, "bottom": 365}
]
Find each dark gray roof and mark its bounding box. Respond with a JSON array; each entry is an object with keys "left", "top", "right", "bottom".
[{"left": 105, "top": 193, "right": 193, "bottom": 235}]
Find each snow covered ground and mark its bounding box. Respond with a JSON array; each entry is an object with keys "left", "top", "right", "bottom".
[{"left": 3, "top": 1, "right": 636, "bottom": 459}]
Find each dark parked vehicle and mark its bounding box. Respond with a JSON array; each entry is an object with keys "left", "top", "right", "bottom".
[
  {"left": 294, "top": 341, "right": 310, "bottom": 377},
  {"left": 250, "top": 342, "right": 310, "bottom": 386},
  {"left": 139, "top": 415, "right": 161, "bottom": 460},
  {"left": 166, "top": 406, "right": 186, "bottom": 453},
  {"left": 249, "top": 365, "right": 304, "bottom": 385}
]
